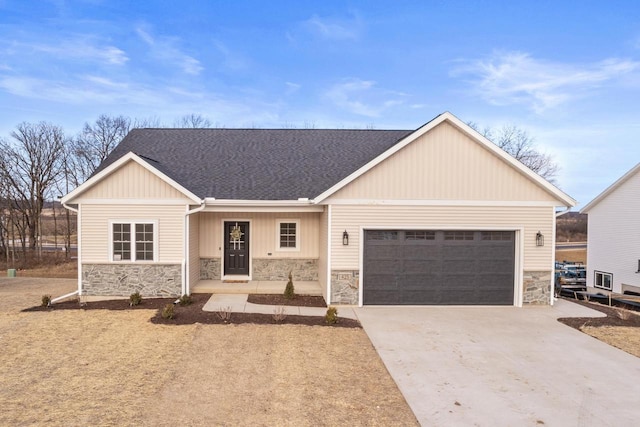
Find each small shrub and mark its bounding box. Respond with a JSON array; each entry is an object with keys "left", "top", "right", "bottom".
[
  {"left": 178, "top": 294, "right": 193, "bottom": 306},
  {"left": 616, "top": 308, "right": 632, "bottom": 321},
  {"left": 283, "top": 271, "right": 295, "bottom": 299},
  {"left": 41, "top": 295, "right": 51, "bottom": 307},
  {"left": 161, "top": 303, "right": 175, "bottom": 319},
  {"left": 273, "top": 306, "right": 287, "bottom": 323},
  {"left": 325, "top": 306, "right": 338, "bottom": 325},
  {"left": 216, "top": 306, "right": 232, "bottom": 321},
  {"left": 77, "top": 295, "right": 87, "bottom": 308},
  {"left": 129, "top": 292, "right": 142, "bottom": 307}
]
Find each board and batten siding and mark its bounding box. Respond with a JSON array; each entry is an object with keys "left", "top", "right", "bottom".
[
  {"left": 74, "top": 160, "right": 193, "bottom": 202},
  {"left": 81, "top": 204, "right": 185, "bottom": 263},
  {"left": 586, "top": 170, "right": 640, "bottom": 292},
  {"left": 199, "top": 212, "right": 321, "bottom": 258},
  {"left": 188, "top": 213, "right": 200, "bottom": 290},
  {"left": 328, "top": 121, "right": 559, "bottom": 203},
  {"left": 331, "top": 205, "right": 554, "bottom": 271}
]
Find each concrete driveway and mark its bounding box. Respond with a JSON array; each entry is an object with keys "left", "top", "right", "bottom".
[{"left": 355, "top": 300, "right": 640, "bottom": 426}]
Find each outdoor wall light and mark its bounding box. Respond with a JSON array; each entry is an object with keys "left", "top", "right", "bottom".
[
  {"left": 343, "top": 230, "right": 349, "bottom": 246},
  {"left": 536, "top": 231, "right": 544, "bottom": 247}
]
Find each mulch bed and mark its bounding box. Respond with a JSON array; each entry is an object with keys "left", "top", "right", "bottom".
[
  {"left": 557, "top": 298, "right": 640, "bottom": 329},
  {"left": 23, "top": 293, "right": 360, "bottom": 328},
  {"left": 247, "top": 294, "right": 327, "bottom": 307}
]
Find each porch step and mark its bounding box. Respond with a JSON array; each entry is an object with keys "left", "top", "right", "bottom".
[{"left": 192, "top": 280, "right": 323, "bottom": 296}]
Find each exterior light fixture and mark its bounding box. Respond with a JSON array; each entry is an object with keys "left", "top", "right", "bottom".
[
  {"left": 536, "top": 231, "right": 544, "bottom": 247},
  {"left": 343, "top": 230, "right": 349, "bottom": 246}
]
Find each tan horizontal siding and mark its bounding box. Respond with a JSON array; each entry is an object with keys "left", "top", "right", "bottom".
[
  {"left": 199, "top": 212, "right": 320, "bottom": 259},
  {"left": 331, "top": 204, "right": 553, "bottom": 271},
  {"left": 81, "top": 204, "right": 185, "bottom": 263},
  {"left": 76, "top": 161, "right": 192, "bottom": 201},
  {"left": 330, "top": 121, "right": 558, "bottom": 202}
]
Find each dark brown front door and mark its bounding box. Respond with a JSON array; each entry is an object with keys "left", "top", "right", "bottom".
[{"left": 224, "top": 221, "right": 250, "bottom": 276}]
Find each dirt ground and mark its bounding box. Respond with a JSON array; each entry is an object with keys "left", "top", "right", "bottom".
[{"left": 0, "top": 278, "right": 418, "bottom": 426}]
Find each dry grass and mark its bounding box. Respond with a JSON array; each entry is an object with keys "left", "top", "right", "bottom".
[
  {"left": 582, "top": 326, "right": 640, "bottom": 358},
  {"left": 555, "top": 248, "right": 587, "bottom": 264},
  {"left": 0, "top": 278, "right": 417, "bottom": 426}
]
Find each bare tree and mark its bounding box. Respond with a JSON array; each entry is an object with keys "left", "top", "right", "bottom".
[
  {"left": 173, "top": 113, "right": 212, "bottom": 128},
  {"left": 0, "top": 122, "right": 67, "bottom": 253},
  {"left": 72, "top": 114, "right": 131, "bottom": 181},
  {"left": 469, "top": 122, "right": 559, "bottom": 182}
]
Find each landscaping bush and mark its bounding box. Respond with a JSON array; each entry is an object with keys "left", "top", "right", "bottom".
[
  {"left": 178, "top": 294, "right": 193, "bottom": 306},
  {"left": 161, "top": 303, "right": 175, "bottom": 319},
  {"left": 41, "top": 295, "right": 51, "bottom": 307},
  {"left": 325, "top": 306, "right": 338, "bottom": 324},
  {"left": 273, "top": 306, "right": 287, "bottom": 323},
  {"left": 283, "top": 271, "right": 295, "bottom": 299},
  {"left": 129, "top": 292, "right": 142, "bottom": 306}
]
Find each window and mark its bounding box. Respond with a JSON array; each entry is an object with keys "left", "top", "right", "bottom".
[
  {"left": 481, "top": 231, "right": 513, "bottom": 241},
  {"left": 594, "top": 271, "right": 612, "bottom": 290},
  {"left": 405, "top": 231, "right": 435, "bottom": 240},
  {"left": 367, "top": 231, "right": 398, "bottom": 241},
  {"left": 277, "top": 220, "right": 299, "bottom": 250},
  {"left": 444, "top": 231, "right": 474, "bottom": 241},
  {"left": 111, "top": 221, "right": 156, "bottom": 262}
]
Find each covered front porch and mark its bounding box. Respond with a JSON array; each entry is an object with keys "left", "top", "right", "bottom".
[{"left": 192, "top": 279, "right": 323, "bottom": 296}]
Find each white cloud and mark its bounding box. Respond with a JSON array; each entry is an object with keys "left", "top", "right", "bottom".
[
  {"left": 324, "top": 78, "right": 407, "bottom": 117},
  {"left": 453, "top": 51, "right": 640, "bottom": 113},
  {"left": 136, "top": 26, "right": 203, "bottom": 75},
  {"left": 2, "top": 38, "right": 128, "bottom": 65},
  {"left": 298, "top": 12, "right": 363, "bottom": 42}
]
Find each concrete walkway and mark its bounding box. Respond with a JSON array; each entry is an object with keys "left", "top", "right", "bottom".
[
  {"left": 202, "top": 294, "right": 358, "bottom": 319},
  {"left": 354, "top": 299, "right": 640, "bottom": 426}
]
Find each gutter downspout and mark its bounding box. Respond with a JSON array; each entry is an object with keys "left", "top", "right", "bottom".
[
  {"left": 184, "top": 200, "right": 206, "bottom": 296},
  {"left": 62, "top": 202, "right": 81, "bottom": 297}
]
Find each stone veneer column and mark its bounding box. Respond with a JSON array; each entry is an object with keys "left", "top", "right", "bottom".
[
  {"left": 523, "top": 271, "right": 552, "bottom": 304},
  {"left": 330, "top": 270, "right": 359, "bottom": 305},
  {"left": 82, "top": 264, "right": 182, "bottom": 297}
]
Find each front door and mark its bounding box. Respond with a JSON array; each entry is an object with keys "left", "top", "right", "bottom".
[{"left": 224, "top": 221, "right": 250, "bottom": 276}]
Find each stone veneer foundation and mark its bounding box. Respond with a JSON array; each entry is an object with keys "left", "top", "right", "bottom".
[
  {"left": 252, "top": 258, "right": 318, "bottom": 281},
  {"left": 523, "top": 270, "right": 552, "bottom": 304},
  {"left": 82, "top": 264, "right": 182, "bottom": 297},
  {"left": 200, "top": 258, "right": 221, "bottom": 280},
  {"left": 331, "top": 270, "right": 359, "bottom": 305}
]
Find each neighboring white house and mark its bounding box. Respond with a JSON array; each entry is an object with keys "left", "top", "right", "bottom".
[
  {"left": 581, "top": 162, "right": 640, "bottom": 295},
  {"left": 61, "top": 112, "right": 576, "bottom": 306}
]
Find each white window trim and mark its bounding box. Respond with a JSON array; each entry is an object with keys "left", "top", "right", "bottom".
[
  {"left": 594, "top": 271, "right": 613, "bottom": 291},
  {"left": 275, "top": 219, "right": 300, "bottom": 252},
  {"left": 109, "top": 220, "right": 158, "bottom": 262}
]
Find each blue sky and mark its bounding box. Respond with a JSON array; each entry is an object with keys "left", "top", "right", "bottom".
[{"left": 1, "top": 0, "right": 639, "bottom": 208}]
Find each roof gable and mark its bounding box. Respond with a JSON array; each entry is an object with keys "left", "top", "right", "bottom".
[
  {"left": 581, "top": 162, "right": 640, "bottom": 213},
  {"left": 62, "top": 152, "right": 201, "bottom": 204},
  {"left": 315, "top": 112, "right": 576, "bottom": 207}
]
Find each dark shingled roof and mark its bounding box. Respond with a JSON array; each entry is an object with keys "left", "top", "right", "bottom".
[{"left": 94, "top": 128, "right": 415, "bottom": 200}]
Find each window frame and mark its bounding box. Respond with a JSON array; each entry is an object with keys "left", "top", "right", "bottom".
[
  {"left": 109, "top": 220, "right": 158, "bottom": 262},
  {"left": 276, "top": 219, "right": 300, "bottom": 252},
  {"left": 594, "top": 270, "right": 613, "bottom": 291}
]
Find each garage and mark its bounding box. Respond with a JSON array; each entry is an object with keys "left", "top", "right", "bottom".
[{"left": 363, "top": 230, "right": 515, "bottom": 305}]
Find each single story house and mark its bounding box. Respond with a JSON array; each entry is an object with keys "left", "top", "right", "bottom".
[
  {"left": 581, "top": 162, "right": 640, "bottom": 295},
  {"left": 61, "top": 112, "right": 575, "bottom": 306}
]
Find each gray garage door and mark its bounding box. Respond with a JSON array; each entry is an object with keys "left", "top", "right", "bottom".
[{"left": 363, "top": 230, "right": 515, "bottom": 305}]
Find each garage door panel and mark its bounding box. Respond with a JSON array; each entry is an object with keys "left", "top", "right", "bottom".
[{"left": 363, "top": 229, "right": 515, "bottom": 305}]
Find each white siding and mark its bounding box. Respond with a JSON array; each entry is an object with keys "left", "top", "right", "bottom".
[
  {"left": 188, "top": 213, "right": 200, "bottom": 291},
  {"left": 331, "top": 204, "right": 554, "bottom": 271},
  {"left": 586, "top": 171, "right": 640, "bottom": 292},
  {"left": 81, "top": 204, "right": 185, "bottom": 263},
  {"left": 199, "top": 212, "right": 320, "bottom": 259}
]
